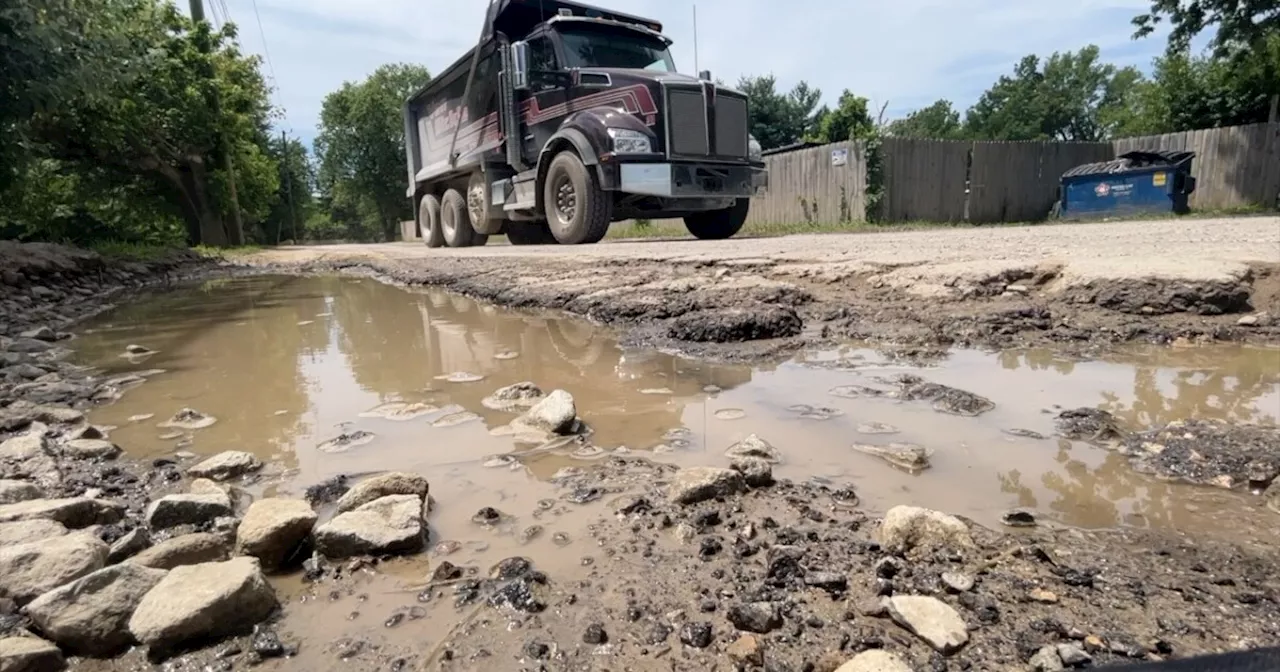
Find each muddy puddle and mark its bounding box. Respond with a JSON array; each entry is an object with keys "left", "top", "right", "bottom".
[{"left": 68, "top": 274, "right": 1280, "bottom": 669}]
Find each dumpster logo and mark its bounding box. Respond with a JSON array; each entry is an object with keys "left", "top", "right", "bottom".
[{"left": 1094, "top": 182, "right": 1111, "bottom": 197}]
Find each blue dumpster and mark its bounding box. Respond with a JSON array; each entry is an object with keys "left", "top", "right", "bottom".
[{"left": 1058, "top": 150, "right": 1196, "bottom": 219}]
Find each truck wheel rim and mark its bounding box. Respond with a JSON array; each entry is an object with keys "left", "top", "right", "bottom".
[
  {"left": 553, "top": 173, "right": 577, "bottom": 223},
  {"left": 442, "top": 208, "right": 456, "bottom": 237}
]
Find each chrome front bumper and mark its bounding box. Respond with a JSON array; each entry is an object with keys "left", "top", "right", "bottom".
[{"left": 618, "top": 163, "right": 767, "bottom": 198}]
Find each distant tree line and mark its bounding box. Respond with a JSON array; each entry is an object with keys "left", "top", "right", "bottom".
[{"left": 1, "top": 0, "right": 1274, "bottom": 246}]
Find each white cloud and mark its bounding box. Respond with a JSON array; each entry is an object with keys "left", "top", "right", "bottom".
[{"left": 221, "top": 0, "right": 1174, "bottom": 145}]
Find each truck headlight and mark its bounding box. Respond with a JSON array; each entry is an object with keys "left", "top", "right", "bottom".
[
  {"left": 608, "top": 128, "right": 652, "bottom": 154},
  {"left": 748, "top": 135, "right": 762, "bottom": 161}
]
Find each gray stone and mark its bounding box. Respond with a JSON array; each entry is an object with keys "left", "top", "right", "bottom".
[
  {"left": 879, "top": 505, "right": 973, "bottom": 555},
  {"left": 313, "top": 494, "right": 424, "bottom": 558},
  {"left": 0, "top": 480, "right": 41, "bottom": 505},
  {"left": 24, "top": 564, "right": 167, "bottom": 655},
  {"left": 834, "top": 649, "right": 914, "bottom": 672},
  {"left": 128, "top": 557, "right": 278, "bottom": 651},
  {"left": 0, "top": 636, "right": 65, "bottom": 672},
  {"left": 0, "top": 498, "right": 124, "bottom": 529},
  {"left": 1031, "top": 645, "right": 1065, "bottom": 671},
  {"left": 128, "top": 533, "right": 230, "bottom": 570},
  {"left": 335, "top": 473, "right": 429, "bottom": 514},
  {"left": 186, "top": 451, "right": 262, "bottom": 481},
  {"left": 480, "top": 382, "right": 545, "bottom": 411},
  {"left": 236, "top": 498, "right": 317, "bottom": 570},
  {"left": 1057, "top": 643, "right": 1092, "bottom": 666},
  {"left": 145, "top": 492, "right": 232, "bottom": 530},
  {"left": 518, "top": 390, "right": 577, "bottom": 434},
  {"left": 669, "top": 467, "right": 746, "bottom": 505},
  {"left": 30, "top": 407, "right": 83, "bottom": 425},
  {"left": 886, "top": 595, "right": 969, "bottom": 654},
  {"left": 724, "top": 434, "right": 781, "bottom": 463},
  {"left": 941, "top": 571, "right": 975, "bottom": 593},
  {"left": 6, "top": 339, "right": 52, "bottom": 354},
  {"left": 107, "top": 528, "right": 150, "bottom": 564},
  {"left": 730, "top": 457, "right": 774, "bottom": 487},
  {"left": 61, "top": 439, "right": 121, "bottom": 460},
  {"left": 0, "top": 532, "right": 108, "bottom": 604},
  {"left": 726, "top": 602, "right": 782, "bottom": 634},
  {"left": 0, "top": 431, "right": 60, "bottom": 490},
  {"left": 0, "top": 520, "right": 67, "bottom": 546},
  {"left": 17, "top": 327, "right": 55, "bottom": 342}
]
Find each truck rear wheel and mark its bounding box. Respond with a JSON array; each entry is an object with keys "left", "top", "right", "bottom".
[
  {"left": 684, "top": 198, "right": 750, "bottom": 240},
  {"left": 441, "top": 189, "right": 488, "bottom": 248},
  {"left": 419, "top": 194, "right": 444, "bottom": 248},
  {"left": 506, "top": 223, "right": 558, "bottom": 246},
  {"left": 543, "top": 151, "right": 611, "bottom": 245}
]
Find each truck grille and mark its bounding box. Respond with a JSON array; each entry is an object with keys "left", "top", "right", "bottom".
[
  {"left": 667, "top": 89, "right": 708, "bottom": 156},
  {"left": 666, "top": 87, "right": 749, "bottom": 158},
  {"left": 714, "top": 95, "right": 749, "bottom": 158}
]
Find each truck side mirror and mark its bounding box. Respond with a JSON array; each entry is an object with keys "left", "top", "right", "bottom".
[
  {"left": 511, "top": 41, "right": 530, "bottom": 91},
  {"left": 698, "top": 69, "right": 712, "bottom": 81}
]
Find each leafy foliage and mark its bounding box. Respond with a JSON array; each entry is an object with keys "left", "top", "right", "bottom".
[
  {"left": 736, "top": 75, "right": 824, "bottom": 150},
  {"left": 1133, "top": 0, "right": 1280, "bottom": 55},
  {"left": 314, "top": 64, "right": 430, "bottom": 242},
  {"left": 810, "top": 91, "right": 876, "bottom": 143},
  {"left": 886, "top": 100, "right": 964, "bottom": 139}
]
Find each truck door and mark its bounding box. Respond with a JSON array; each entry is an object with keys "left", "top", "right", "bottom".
[{"left": 522, "top": 34, "right": 566, "bottom": 164}]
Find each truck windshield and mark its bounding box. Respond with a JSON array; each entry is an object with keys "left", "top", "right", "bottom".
[{"left": 558, "top": 26, "right": 675, "bottom": 72}]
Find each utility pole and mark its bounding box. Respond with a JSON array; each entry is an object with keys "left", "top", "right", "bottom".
[
  {"left": 188, "top": 0, "right": 245, "bottom": 246},
  {"left": 281, "top": 130, "right": 299, "bottom": 245}
]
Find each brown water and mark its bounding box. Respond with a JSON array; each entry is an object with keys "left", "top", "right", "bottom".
[{"left": 68, "top": 274, "right": 1280, "bottom": 669}]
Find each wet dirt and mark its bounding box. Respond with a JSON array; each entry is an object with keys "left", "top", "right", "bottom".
[{"left": 47, "top": 274, "right": 1280, "bottom": 670}]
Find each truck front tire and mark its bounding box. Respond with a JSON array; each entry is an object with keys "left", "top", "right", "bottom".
[
  {"left": 441, "top": 189, "right": 488, "bottom": 248},
  {"left": 543, "top": 151, "right": 611, "bottom": 245},
  {"left": 684, "top": 198, "right": 750, "bottom": 240},
  {"left": 419, "top": 194, "right": 445, "bottom": 248}
]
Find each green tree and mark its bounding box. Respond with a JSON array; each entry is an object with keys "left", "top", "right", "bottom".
[
  {"left": 736, "top": 74, "right": 823, "bottom": 150},
  {"left": 261, "top": 135, "right": 314, "bottom": 243},
  {"left": 315, "top": 63, "right": 430, "bottom": 242},
  {"left": 886, "top": 100, "right": 964, "bottom": 139},
  {"left": 963, "top": 46, "right": 1145, "bottom": 141},
  {"left": 810, "top": 90, "right": 875, "bottom": 143},
  {"left": 5, "top": 0, "right": 280, "bottom": 246},
  {"left": 1133, "top": 0, "right": 1280, "bottom": 56}
]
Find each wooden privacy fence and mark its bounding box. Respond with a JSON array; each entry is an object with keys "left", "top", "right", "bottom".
[
  {"left": 967, "top": 141, "right": 1113, "bottom": 223},
  {"left": 744, "top": 141, "right": 868, "bottom": 225},
  {"left": 1114, "top": 123, "right": 1280, "bottom": 210},
  {"left": 881, "top": 137, "right": 969, "bottom": 222}
]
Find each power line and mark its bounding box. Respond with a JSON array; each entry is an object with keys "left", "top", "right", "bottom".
[{"left": 248, "top": 0, "right": 280, "bottom": 93}]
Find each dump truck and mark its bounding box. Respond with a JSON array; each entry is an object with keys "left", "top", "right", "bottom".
[{"left": 403, "top": 0, "right": 768, "bottom": 247}]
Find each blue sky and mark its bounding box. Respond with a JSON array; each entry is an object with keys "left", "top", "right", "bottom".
[{"left": 217, "top": 0, "right": 1185, "bottom": 149}]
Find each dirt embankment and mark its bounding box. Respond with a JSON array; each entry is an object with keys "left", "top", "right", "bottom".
[{"left": 241, "top": 219, "right": 1280, "bottom": 361}]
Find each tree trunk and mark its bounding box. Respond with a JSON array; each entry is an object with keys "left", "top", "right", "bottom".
[{"left": 151, "top": 159, "right": 227, "bottom": 247}]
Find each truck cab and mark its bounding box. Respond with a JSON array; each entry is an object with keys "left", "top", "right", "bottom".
[{"left": 404, "top": 0, "right": 768, "bottom": 247}]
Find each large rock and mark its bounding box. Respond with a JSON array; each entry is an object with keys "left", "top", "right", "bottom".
[
  {"left": 517, "top": 390, "right": 577, "bottom": 435},
  {"left": 186, "top": 451, "right": 262, "bottom": 481},
  {"left": 128, "top": 533, "right": 229, "bottom": 570},
  {"left": 0, "top": 431, "right": 60, "bottom": 488},
  {"left": 0, "top": 480, "right": 41, "bottom": 505},
  {"left": 879, "top": 505, "right": 973, "bottom": 555},
  {"left": 0, "top": 532, "right": 108, "bottom": 604},
  {"left": 128, "top": 557, "right": 278, "bottom": 651},
  {"left": 236, "top": 498, "right": 317, "bottom": 570},
  {"left": 24, "top": 564, "right": 167, "bottom": 655},
  {"left": 668, "top": 467, "right": 746, "bottom": 505},
  {"left": 886, "top": 595, "right": 969, "bottom": 654},
  {"left": 0, "top": 498, "right": 124, "bottom": 529},
  {"left": 0, "top": 520, "right": 67, "bottom": 546},
  {"left": 834, "top": 649, "right": 913, "bottom": 672},
  {"left": 724, "top": 434, "right": 781, "bottom": 463},
  {"left": 313, "top": 494, "right": 424, "bottom": 558},
  {"left": 107, "top": 528, "right": 150, "bottom": 564},
  {"left": 145, "top": 492, "right": 232, "bottom": 530},
  {"left": 335, "top": 473, "right": 428, "bottom": 514},
  {"left": 0, "top": 636, "right": 65, "bottom": 672},
  {"left": 61, "top": 439, "right": 121, "bottom": 460}
]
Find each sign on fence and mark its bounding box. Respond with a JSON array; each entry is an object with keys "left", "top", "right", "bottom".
[{"left": 831, "top": 148, "right": 848, "bottom": 167}]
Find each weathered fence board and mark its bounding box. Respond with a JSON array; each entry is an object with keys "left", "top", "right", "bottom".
[
  {"left": 881, "top": 137, "right": 969, "bottom": 222},
  {"left": 744, "top": 141, "right": 868, "bottom": 226},
  {"left": 969, "top": 141, "right": 1113, "bottom": 223},
  {"left": 1113, "top": 122, "right": 1280, "bottom": 210}
]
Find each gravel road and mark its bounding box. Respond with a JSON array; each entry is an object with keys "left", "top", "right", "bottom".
[{"left": 250, "top": 216, "right": 1280, "bottom": 358}]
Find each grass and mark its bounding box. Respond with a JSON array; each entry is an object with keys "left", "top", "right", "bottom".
[
  {"left": 191, "top": 244, "right": 263, "bottom": 260},
  {"left": 88, "top": 241, "right": 185, "bottom": 261}
]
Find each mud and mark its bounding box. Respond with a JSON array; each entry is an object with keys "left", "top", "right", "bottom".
[{"left": 1, "top": 241, "right": 1279, "bottom": 672}]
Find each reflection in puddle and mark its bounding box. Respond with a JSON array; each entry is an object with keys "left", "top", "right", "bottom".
[{"left": 73, "top": 276, "right": 1280, "bottom": 545}]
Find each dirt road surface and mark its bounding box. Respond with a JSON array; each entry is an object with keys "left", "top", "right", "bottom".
[{"left": 250, "top": 216, "right": 1280, "bottom": 359}]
